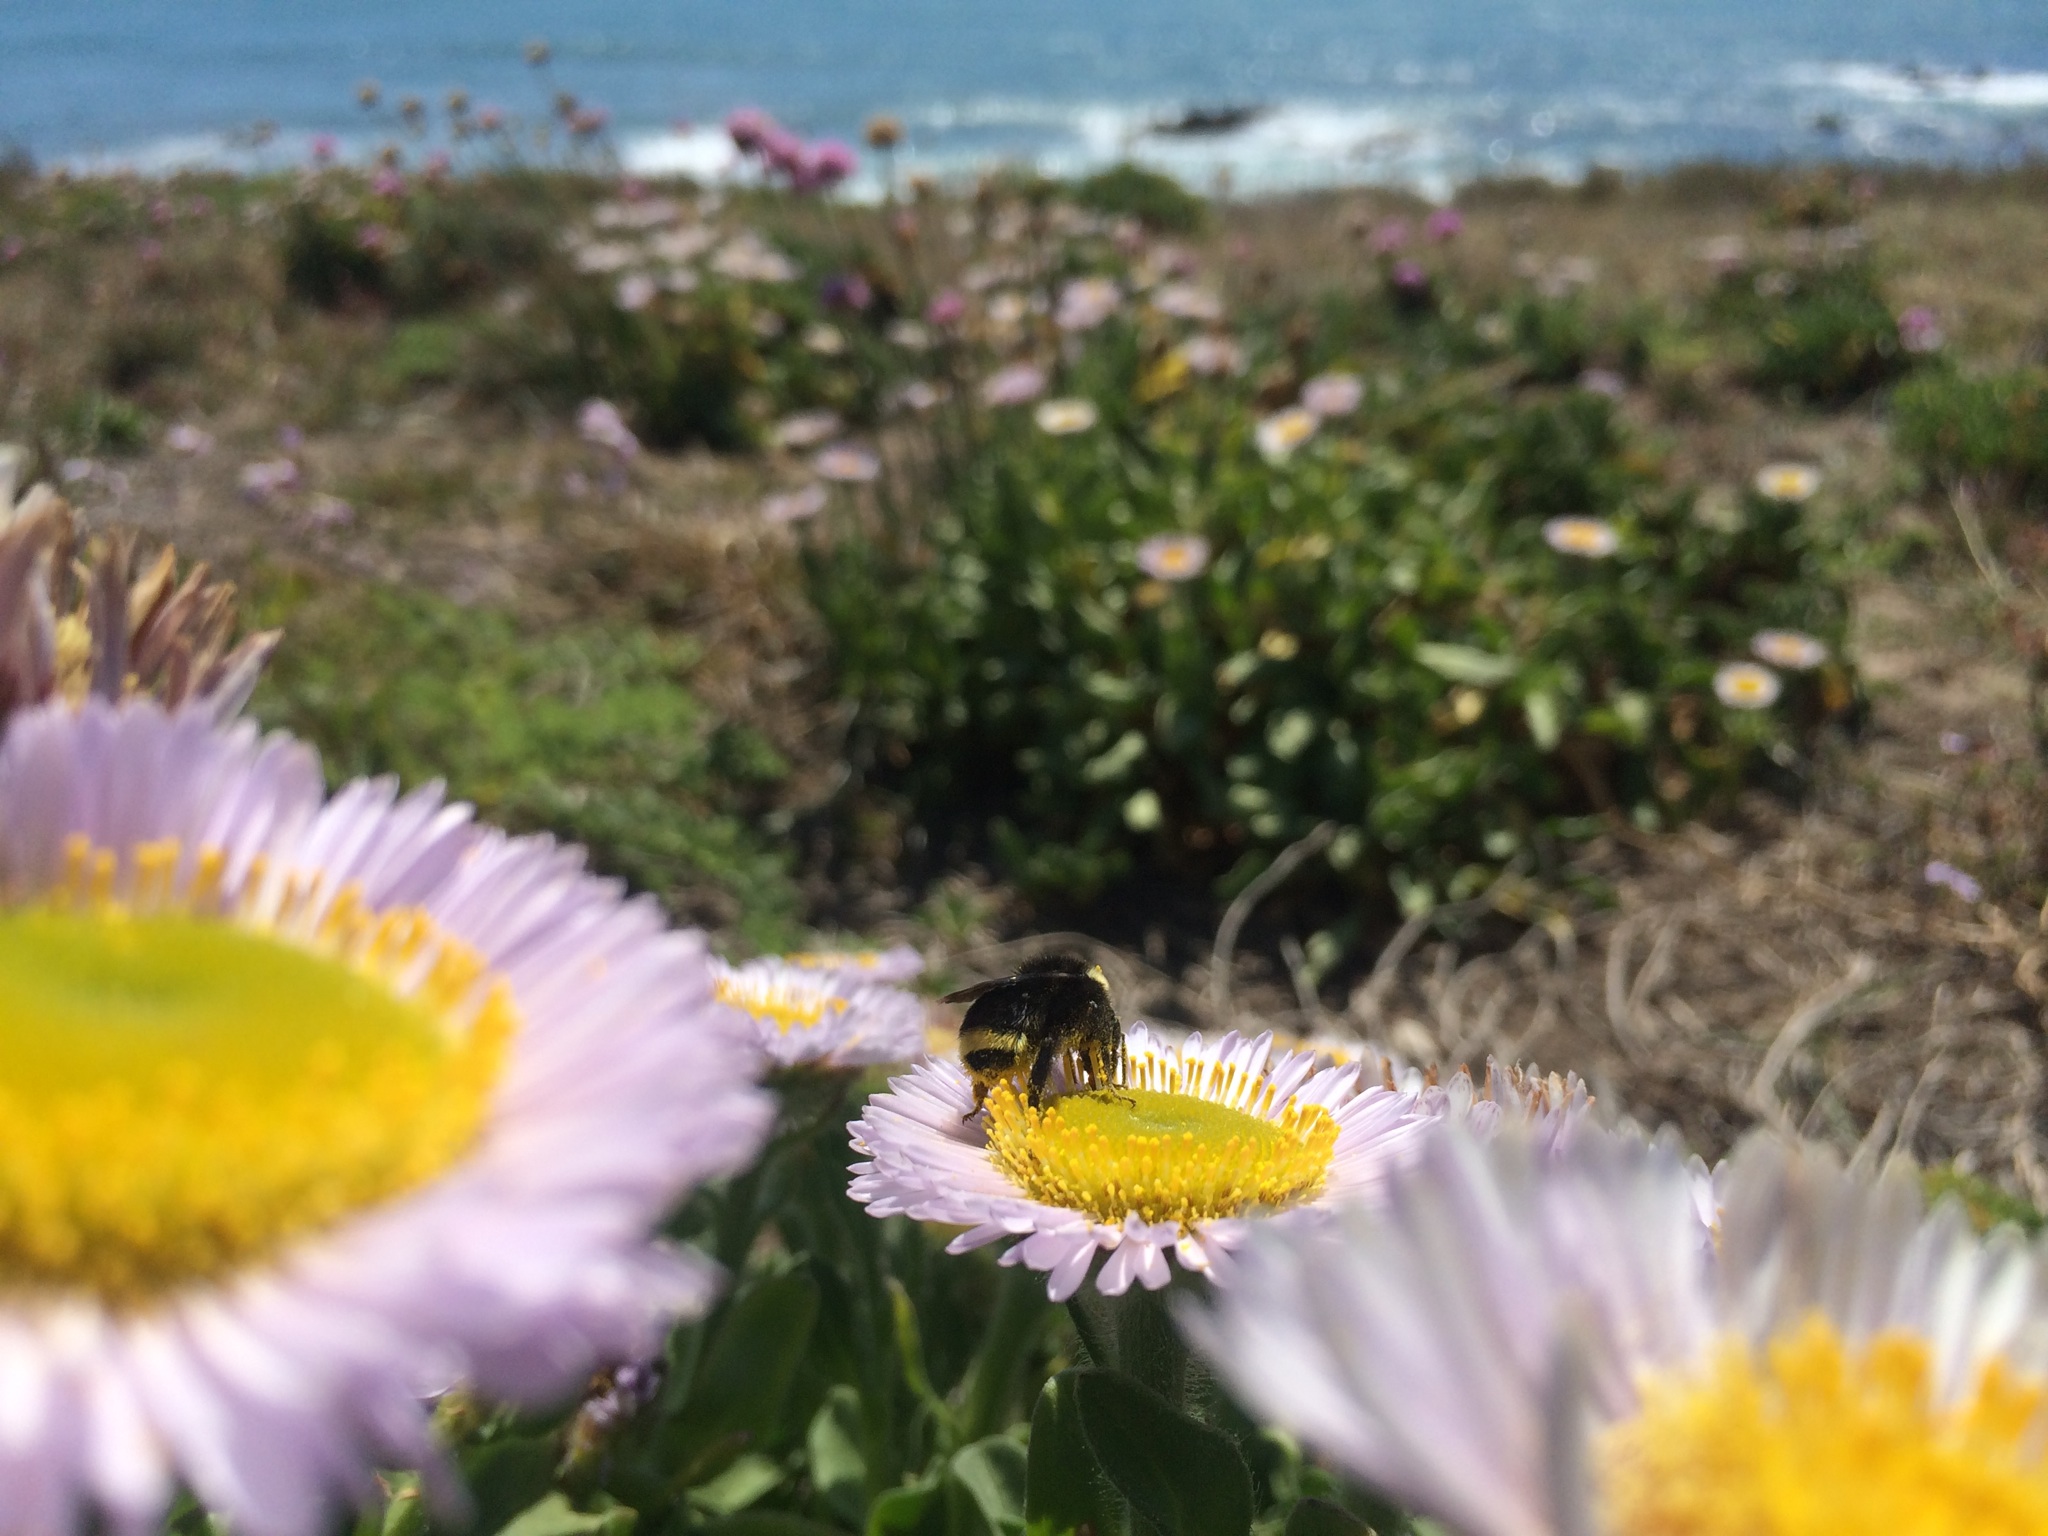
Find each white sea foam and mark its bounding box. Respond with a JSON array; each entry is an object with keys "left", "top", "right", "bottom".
[{"left": 1787, "top": 62, "right": 2048, "bottom": 110}]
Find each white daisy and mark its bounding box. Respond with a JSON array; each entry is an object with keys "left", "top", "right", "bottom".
[
  {"left": 1255, "top": 406, "right": 1320, "bottom": 463},
  {"left": 1299, "top": 372, "right": 1365, "bottom": 418},
  {"left": 712, "top": 956, "right": 926, "bottom": 1070},
  {"left": 0, "top": 699, "right": 771, "bottom": 1536},
  {"left": 1034, "top": 398, "right": 1100, "bottom": 436},
  {"left": 1542, "top": 515, "right": 1621, "bottom": 558},
  {"left": 1753, "top": 463, "right": 1823, "bottom": 503},
  {"left": 1749, "top": 629, "right": 1829, "bottom": 670},
  {"left": 1713, "top": 660, "right": 1783, "bottom": 709},
  {"left": 848, "top": 1023, "right": 1435, "bottom": 1301},
  {"left": 1187, "top": 1125, "right": 2048, "bottom": 1536}
]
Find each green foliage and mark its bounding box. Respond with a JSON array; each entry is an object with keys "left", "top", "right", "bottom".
[
  {"left": 1071, "top": 164, "right": 1207, "bottom": 234},
  {"left": 55, "top": 389, "right": 151, "bottom": 453},
  {"left": 1070, "top": 1371, "right": 1252, "bottom": 1536},
  {"left": 1708, "top": 253, "right": 1908, "bottom": 403},
  {"left": 248, "top": 577, "right": 801, "bottom": 947},
  {"left": 1924, "top": 1166, "right": 2045, "bottom": 1235},
  {"left": 1893, "top": 367, "right": 2048, "bottom": 502},
  {"left": 811, "top": 358, "right": 1857, "bottom": 905}
]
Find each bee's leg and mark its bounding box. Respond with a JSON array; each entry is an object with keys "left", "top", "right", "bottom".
[
  {"left": 961, "top": 1076, "right": 990, "bottom": 1122},
  {"left": 1094, "top": 1040, "right": 1134, "bottom": 1104},
  {"left": 1028, "top": 1043, "right": 1060, "bottom": 1107}
]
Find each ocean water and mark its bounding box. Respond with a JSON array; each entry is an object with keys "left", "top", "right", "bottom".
[{"left": 10, "top": 0, "right": 2048, "bottom": 194}]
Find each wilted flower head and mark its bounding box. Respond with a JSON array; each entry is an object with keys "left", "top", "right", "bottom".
[
  {"left": 1188, "top": 1126, "right": 2048, "bottom": 1536},
  {"left": 1300, "top": 372, "right": 1364, "bottom": 418},
  {"left": 0, "top": 699, "right": 772, "bottom": 1536},
  {"left": 1542, "top": 515, "right": 1621, "bottom": 558},
  {"left": 1754, "top": 462, "right": 1822, "bottom": 503},
  {"left": 1055, "top": 276, "right": 1122, "bottom": 332},
  {"left": 1255, "top": 407, "right": 1320, "bottom": 463},
  {"left": 761, "top": 484, "right": 830, "bottom": 524},
  {"left": 1035, "top": 398, "right": 1100, "bottom": 436},
  {"left": 980, "top": 362, "right": 1049, "bottom": 408},
  {"left": 1713, "top": 660, "right": 1782, "bottom": 709},
  {"left": 577, "top": 398, "right": 640, "bottom": 458},
  {"left": 1749, "top": 629, "right": 1828, "bottom": 670},
  {"left": 864, "top": 114, "right": 905, "bottom": 150},
  {"left": 849, "top": 1023, "right": 1437, "bottom": 1299},
  {"left": 713, "top": 957, "right": 925, "bottom": 1070},
  {"left": 813, "top": 444, "right": 882, "bottom": 483},
  {"left": 1135, "top": 532, "right": 1211, "bottom": 582}
]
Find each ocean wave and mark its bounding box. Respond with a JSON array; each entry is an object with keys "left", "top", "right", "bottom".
[{"left": 1787, "top": 62, "right": 2048, "bottom": 110}]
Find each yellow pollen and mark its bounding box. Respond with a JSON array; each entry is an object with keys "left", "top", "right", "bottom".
[
  {"left": 982, "top": 1076, "right": 1337, "bottom": 1229},
  {"left": 1599, "top": 1314, "right": 2048, "bottom": 1536},
  {"left": 0, "top": 836, "right": 515, "bottom": 1307},
  {"left": 715, "top": 973, "right": 848, "bottom": 1034}
]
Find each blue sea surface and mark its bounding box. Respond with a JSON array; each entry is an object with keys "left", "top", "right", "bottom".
[{"left": 9, "top": 0, "right": 2048, "bottom": 191}]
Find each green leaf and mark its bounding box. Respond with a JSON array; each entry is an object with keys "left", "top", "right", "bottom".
[
  {"left": 670, "top": 1270, "right": 820, "bottom": 1465},
  {"left": 1413, "top": 643, "right": 1517, "bottom": 687},
  {"left": 1073, "top": 1370, "right": 1253, "bottom": 1536},
  {"left": 688, "top": 1454, "right": 785, "bottom": 1517},
  {"left": 868, "top": 1476, "right": 946, "bottom": 1536},
  {"left": 1283, "top": 1500, "right": 1372, "bottom": 1536},
  {"left": 379, "top": 1475, "right": 429, "bottom": 1536},
  {"left": 1524, "top": 690, "right": 1564, "bottom": 752},
  {"left": 455, "top": 1437, "right": 556, "bottom": 1536},
  {"left": 1024, "top": 1374, "right": 1119, "bottom": 1536},
  {"left": 497, "top": 1496, "right": 629, "bottom": 1536},
  {"left": 704, "top": 1517, "right": 851, "bottom": 1536},
  {"left": 806, "top": 1384, "right": 868, "bottom": 1526},
  {"left": 950, "top": 1437, "right": 1029, "bottom": 1536}
]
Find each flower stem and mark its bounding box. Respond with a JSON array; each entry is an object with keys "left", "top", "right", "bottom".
[{"left": 1066, "top": 1281, "right": 1205, "bottom": 1415}]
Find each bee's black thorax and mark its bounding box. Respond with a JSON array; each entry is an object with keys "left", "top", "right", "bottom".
[{"left": 945, "top": 952, "right": 1127, "bottom": 1114}]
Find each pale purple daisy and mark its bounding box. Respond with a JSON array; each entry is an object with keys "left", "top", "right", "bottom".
[
  {"left": 1055, "top": 276, "right": 1121, "bottom": 332},
  {"left": 1175, "top": 335, "right": 1245, "bottom": 378},
  {"left": 812, "top": 444, "right": 882, "bottom": 483},
  {"left": 1134, "top": 532, "right": 1211, "bottom": 582},
  {"left": 769, "top": 410, "right": 842, "bottom": 451},
  {"left": 1924, "top": 860, "right": 1983, "bottom": 902},
  {"left": 1150, "top": 283, "right": 1225, "bottom": 322},
  {"left": 848, "top": 1023, "right": 1437, "bottom": 1300},
  {"left": 1185, "top": 1125, "right": 2048, "bottom": 1536},
  {"left": 1255, "top": 406, "right": 1320, "bottom": 463},
  {"left": 760, "top": 484, "right": 829, "bottom": 525},
  {"left": 1299, "top": 372, "right": 1364, "bottom": 418},
  {"left": 980, "top": 363, "right": 1049, "bottom": 408},
  {"left": 613, "top": 273, "right": 658, "bottom": 312},
  {"left": 779, "top": 943, "right": 925, "bottom": 985},
  {"left": 712, "top": 957, "right": 926, "bottom": 1070},
  {"left": 577, "top": 398, "right": 639, "bottom": 458},
  {"left": 0, "top": 699, "right": 771, "bottom": 1536}
]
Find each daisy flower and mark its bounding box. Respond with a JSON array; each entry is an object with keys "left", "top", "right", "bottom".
[
  {"left": 1299, "top": 372, "right": 1364, "bottom": 418},
  {"left": 1150, "top": 283, "right": 1224, "bottom": 322},
  {"left": 712, "top": 957, "right": 926, "bottom": 1070},
  {"left": 1034, "top": 398, "right": 1100, "bottom": 436},
  {"left": 812, "top": 444, "right": 881, "bottom": 484},
  {"left": 1055, "top": 276, "right": 1122, "bottom": 332},
  {"left": 1175, "top": 335, "right": 1244, "bottom": 377},
  {"left": 1134, "top": 532, "right": 1211, "bottom": 582},
  {"left": 1713, "top": 660, "right": 1782, "bottom": 709},
  {"left": 780, "top": 943, "right": 925, "bottom": 985},
  {"left": 614, "top": 273, "right": 657, "bottom": 312},
  {"left": 1187, "top": 1124, "right": 2048, "bottom": 1536},
  {"left": 760, "top": 484, "right": 829, "bottom": 525},
  {"left": 980, "top": 363, "right": 1049, "bottom": 408},
  {"left": 848, "top": 1023, "right": 1435, "bottom": 1300},
  {"left": 1749, "top": 628, "right": 1828, "bottom": 670},
  {"left": 1541, "top": 515, "right": 1620, "bottom": 558},
  {"left": 1255, "top": 406, "right": 1320, "bottom": 463},
  {"left": 1753, "top": 462, "right": 1822, "bottom": 503},
  {"left": 0, "top": 699, "right": 771, "bottom": 1536},
  {"left": 770, "top": 410, "right": 842, "bottom": 451}
]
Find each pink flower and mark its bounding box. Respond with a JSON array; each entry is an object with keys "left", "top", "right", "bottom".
[
  {"left": 310, "top": 134, "right": 339, "bottom": 165},
  {"left": 137, "top": 239, "right": 163, "bottom": 265},
  {"left": 1898, "top": 306, "right": 1944, "bottom": 354},
  {"left": 1135, "top": 532, "right": 1211, "bottom": 582},
  {"left": 423, "top": 150, "right": 452, "bottom": 178},
  {"left": 813, "top": 444, "right": 882, "bottom": 483},
  {"left": 1055, "top": 276, "right": 1122, "bottom": 332},
  {"left": 371, "top": 167, "right": 405, "bottom": 198},
  {"left": 1924, "top": 860, "right": 1982, "bottom": 902},
  {"left": 239, "top": 459, "right": 300, "bottom": 501},
  {"left": 726, "top": 107, "right": 773, "bottom": 154},
  {"left": 1299, "top": 372, "right": 1364, "bottom": 418},
  {"left": 1423, "top": 208, "right": 1465, "bottom": 241},
  {"left": 476, "top": 106, "right": 505, "bottom": 132},
  {"left": 926, "top": 288, "right": 968, "bottom": 327},
  {"left": 761, "top": 484, "right": 830, "bottom": 524},
  {"left": 1368, "top": 218, "right": 1411, "bottom": 254},
  {"left": 805, "top": 139, "right": 858, "bottom": 188},
  {"left": 355, "top": 223, "right": 395, "bottom": 255},
  {"left": 569, "top": 107, "right": 611, "bottom": 137}
]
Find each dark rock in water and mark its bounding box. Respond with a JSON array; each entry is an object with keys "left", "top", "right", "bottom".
[{"left": 1150, "top": 105, "right": 1267, "bottom": 137}]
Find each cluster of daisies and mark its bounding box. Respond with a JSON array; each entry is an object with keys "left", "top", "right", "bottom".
[{"left": 1545, "top": 461, "right": 1835, "bottom": 713}]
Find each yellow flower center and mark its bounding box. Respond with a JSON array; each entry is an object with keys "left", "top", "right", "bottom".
[
  {"left": 0, "top": 837, "right": 513, "bottom": 1307},
  {"left": 715, "top": 973, "right": 846, "bottom": 1034},
  {"left": 1599, "top": 1315, "right": 2048, "bottom": 1536},
  {"left": 982, "top": 1070, "right": 1337, "bottom": 1229}
]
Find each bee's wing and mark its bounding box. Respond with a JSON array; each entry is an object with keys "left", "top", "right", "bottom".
[{"left": 941, "top": 976, "right": 1014, "bottom": 1006}]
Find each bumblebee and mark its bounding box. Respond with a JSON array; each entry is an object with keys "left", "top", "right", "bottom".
[{"left": 945, "top": 952, "right": 1126, "bottom": 1116}]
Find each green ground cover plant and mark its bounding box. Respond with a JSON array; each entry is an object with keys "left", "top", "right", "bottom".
[{"left": 1894, "top": 366, "right": 2048, "bottom": 504}]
